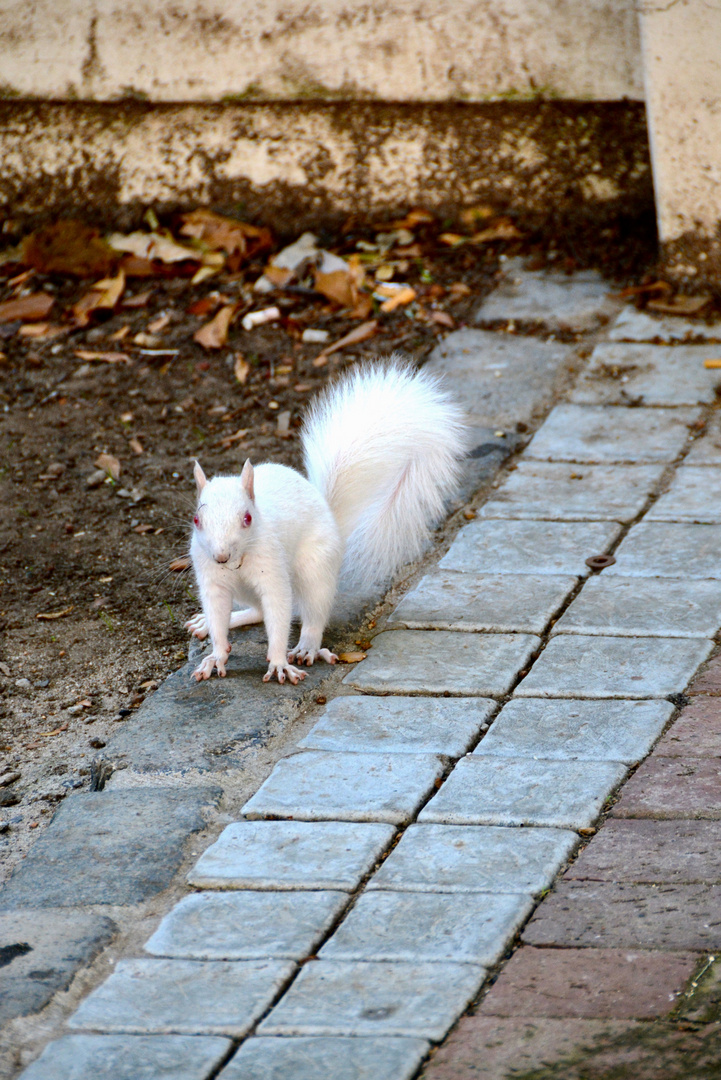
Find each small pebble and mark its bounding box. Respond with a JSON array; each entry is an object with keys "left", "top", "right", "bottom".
[
  {"left": 89, "top": 738, "right": 106, "bottom": 749},
  {"left": 14, "top": 678, "right": 31, "bottom": 689}
]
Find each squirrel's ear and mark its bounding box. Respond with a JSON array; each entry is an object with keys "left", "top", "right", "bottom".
[
  {"left": 240, "top": 459, "right": 255, "bottom": 502},
  {"left": 193, "top": 459, "right": 207, "bottom": 495}
]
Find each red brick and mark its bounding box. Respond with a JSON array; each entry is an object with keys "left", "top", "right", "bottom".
[
  {"left": 611, "top": 757, "right": 721, "bottom": 819},
  {"left": 654, "top": 696, "right": 721, "bottom": 757},
  {"left": 565, "top": 818, "right": 721, "bottom": 883},
  {"left": 688, "top": 653, "right": 721, "bottom": 695},
  {"left": 478, "top": 945, "right": 698, "bottom": 1019}
]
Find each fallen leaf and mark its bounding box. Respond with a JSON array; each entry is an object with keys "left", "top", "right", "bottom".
[
  {"left": 94, "top": 452, "right": 121, "bottom": 480},
  {"left": 611, "top": 280, "right": 672, "bottom": 299},
  {"left": 18, "top": 322, "right": 67, "bottom": 340},
  {"left": 188, "top": 296, "right": 220, "bottom": 317},
  {"left": 36, "top": 606, "right": 74, "bottom": 620},
  {"left": 470, "top": 218, "right": 522, "bottom": 243},
  {"left": 179, "top": 210, "right": 272, "bottom": 265},
  {"left": 277, "top": 410, "right": 292, "bottom": 436},
  {"left": 314, "top": 268, "right": 355, "bottom": 307},
  {"left": 263, "top": 265, "right": 294, "bottom": 288},
  {"left": 389, "top": 208, "right": 435, "bottom": 229},
  {"left": 38, "top": 723, "right": 70, "bottom": 737},
  {"left": 74, "top": 350, "right": 132, "bottom": 364},
  {"left": 378, "top": 285, "right": 416, "bottom": 312},
  {"left": 647, "top": 295, "right": 710, "bottom": 316},
  {"left": 110, "top": 325, "right": 131, "bottom": 341},
  {"left": 0, "top": 293, "right": 54, "bottom": 323},
  {"left": 219, "top": 428, "right": 249, "bottom": 449},
  {"left": 108, "top": 231, "right": 200, "bottom": 264},
  {"left": 169, "top": 557, "right": 191, "bottom": 572},
  {"left": 234, "top": 354, "right": 250, "bottom": 384},
  {"left": 449, "top": 282, "right": 472, "bottom": 296},
  {"left": 21, "top": 221, "right": 116, "bottom": 277},
  {"left": 439, "top": 233, "right": 467, "bottom": 247},
  {"left": 122, "top": 290, "right": 154, "bottom": 308},
  {"left": 191, "top": 266, "right": 220, "bottom": 286},
  {"left": 72, "top": 270, "right": 126, "bottom": 326},
  {"left": 147, "top": 312, "right": 171, "bottom": 333},
  {"left": 194, "top": 304, "right": 237, "bottom": 349},
  {"left": 460, "top": 204, "right": 495, "bottom": 227},
  {"left": 133, "top": 523, "right": 155, "bottom": 534},
  {"left": 431, "top": 310, "right": 455, "bottom": 328},
  {"left": 349, "top": 293, "right": 374, "bottom": 320},
  {"left": 129, "top": 437, "right": 144, "bottom": 454},
  {"left": 338, "top": 651, "right": 367, "bottom": 663},
  {"left": 316, "top": 320, "right": 378, "bottom": 360}
]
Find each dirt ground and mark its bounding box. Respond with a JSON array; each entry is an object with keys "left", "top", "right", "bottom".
[{"left": 0, "top": 207, "right": 659, "bottom": 882}]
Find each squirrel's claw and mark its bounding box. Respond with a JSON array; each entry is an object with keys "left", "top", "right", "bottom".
[
  {"left": 185, "top": 612, "right": 209, "bottom": 639},
  {"left": 288, "top": 646, "right": 338, "bottom": 667},
  {"left": 263, "top": 661, "right": 306, "bottom": 685},
  {"left": 192, "top": 652, "right": 228, "bottom": 680}
]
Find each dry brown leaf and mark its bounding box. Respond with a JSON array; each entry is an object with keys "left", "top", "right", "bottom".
[
  {"left": 17, "top": 322, "right": 64, "bottom": 340},
  {"left": 470, "top": 218, "right": 522, "bottom": 243},
  {"left": 133, "top": 523, "right": 155, "bottom": 534},
  {"left": 128, "top": 437, "right": 144, "bottom": 454},
  {"left": 108, "top": 232, "right": 199, "bottom": 264},
  {"left": 449, "top": 282, "right": 472, "bottom": 296},
  {"left": 36, "top": 606, "right": 74, "bottom": 621},
  {"left": 338, "top": 651, "right": 367, "bottom": 663},
  {"left": 0, "top": 293, "right": 55, "bottom": 324},
  {"left": 647, "top": 295, "right": 710, "bottom": 316},
  {"left": 439, "top": 233, "right": 467, "bottom": 247},
  {"left": 349, "top": 293, "right": 374, "bottom": 320},
  {"left": 314, "top": 268, "right": 354, "bottom": 307},
  {"left": 460, "top": 205, "right": 495, "bottom": 228},
  {"left": 169, "top": 557, "right": 191, "bottom": 572},
  {"left": 147, "top": 312, "right": 171, "bottom": 333},
  {"left": 219, "top": 428, "right": 249, "bottom": 449},
  {"left": 389, "top": 208, "right": 435, "bottom": 229},
  {"left": 74, "top": 350, "right": 132, "bottom": 364},
  {"left": 611, "top": 280, "right": 672, "bottom": 300},
  {"left": 379, "top": 286, "right": 416, "bottom": 313},
  {"left": 179, "top": 210, "right": 272, "bottom": 264},
  {"left": 38, "top": 723, "right": 70, "bottom": 736},
  {"left": 316, "top": 319, "right": 378, "bottom": 361},
  {"left": 94, "top": 453, "right": 121, "bottom": 480},
  {"left": 431, "top": 310, "right": 455, "bottom": 328},
  {"left": 72, "top": 270, "right": 126, "bottom": 326},
  {"left": 234, "top": 354, "right": 250, "bottom": 384},
  {"left": 21, "top": 221, "right": 116, "bottom": 277},
  {"left": 194, "top": 304, "right": 237, "bottom": 349}
]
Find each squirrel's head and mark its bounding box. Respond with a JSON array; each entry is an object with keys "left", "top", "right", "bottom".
[{"left": 191, "top": 458, "right": 256, "bottom": 568}]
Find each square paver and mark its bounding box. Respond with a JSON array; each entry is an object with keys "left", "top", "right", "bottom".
[
  {"left": 299, "top": 696, "right": 495, "bottom": 757},
  {"left": 475, "top": 698, "right": 674, "bottom": 765},
  {"left": 17, "top": 1034, "right": 233, "bottom": 1080},
  {"left": 344, "top": 631, "right": 540, "bottom": 696},
  {"left": 388, "top": 572, "right": 576, "bottom": 634},
  {"left": 478, "top": 945, "right": 699, "bottom": 1019},
  {"left": 241, "top": 751, "right": 444, "bottom": 825},
  {"left": 258, "top": 959, "right": 486, "bottom": 1041},
  {"left": 187, "top": 821, "right": 396, "bottom": 892},
  {"left": 523, "top": 880, "right": 721, "bottom": 950},
  {"left": 478, "top": 462, "right": 664, "bottom": 524},
  {"left": 220, "top": 1036, "right": 430, "bottom": 1080},
  {"left": 418, "top": 757, "right": 626, "bottom": 830},
  {"left": 686, "top": 413, "right": 721, "bottom": 465},
  {"left": 68, "top": 958, "right": 295, "bottom": 1036},
  {"left": 610, "top": 756, "right": 721, "bottom": 819},
  {"left": 653, "top": 696, "right": 721, "bottom": 756},
  {"left": 476, "top": 264, "right": 618, "bottom": 332},
  {"left": 552, "top": 576, "right": 721, "bottom": 638},
  {"left": 515, "top": 635, "right": 714, "bottom": 698},
  {"left": 646, "top": 465, "right": 721, "bottom": 523},
  {"left": 318, "top": 891, "right": 533, "bottom": 966},
  {"left": 439, "top": 519, "right": 623, "bottom": 576},
  {"left": 144, "top": 890, "right": 348, "bottom": 961},
  {"left": 524, "top": 403, "right": 699, "bottom": 464},
  {"left": 570, "top": 342, "right": 721, "bottom": 406},
  {"left": 608, "top": 307, "right": 721, "bottom": 344},
  {"left": 565, "top": 818, "right": 721, "bottom": 884},
  {"left": 605, "top": 521, "right": 721, "bottom": 579},
  {"left": 368, "top": 824, "right": 578, "bottom": 896}
]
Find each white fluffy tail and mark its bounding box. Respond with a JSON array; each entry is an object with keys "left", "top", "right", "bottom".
[{"left": 302, "top": 358, "right": 468, "bottom": 589}]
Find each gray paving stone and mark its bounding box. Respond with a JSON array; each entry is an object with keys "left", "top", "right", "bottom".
[
  {"left": 318, "top": 891, "right": 533, "bottom": 966},
  {"left": 344, "top": 630, "right": 540, "bottom": 697},
  {"left": 425, "top": 328, "right": 573, "bottom": 430},
  {"left": 564, "top": 819, "right": 721, "bottom": 884},
  {"left": 475, "top": 699, "right": 674, "bottom": 766},
  {"left": 553, "top": 576, "right": 721, "bottom": 638},
  {"left": 387, "top": 572, "right": 576, "bottom": 634},
  {"left": 524, "top": 403, "right": 699, "bottom": 463},
  {"left": 258, "top": 959, "right": 486, "bottom": 1041},
  {"left": 418, "top": 757, "right": 626, "bottom": 830},
  {"left": 18, "top": 1034, "right": 233, "bottom": 1080},
  {"left": 606, "top": 521, "right": 721, "bottom": 579},
  {"left": 69, "top": 958, "right": 295, "bottom": 1037},
  {"left": 144, "top": 891, "right": 348, "bottom": 961},
  {"left": 608, "top": 307, "right": 721, "bottom": 343},
  {"left": 686, "top": 413, "right": 721, "bottom": 465},
  {"left": 476, "top": 263, "right": 618, "bottom": 333},
  {"left": 522, "top": 881, "right": 721, "bottom": 951},
  {"left": 439, "top": 519, "right": 623, "bottom": 576},
  {"left": 646, "top": 465, "right": 721, "bottom": 523},
  {"left": 220, "top": 1036, "right": 430, "bottom": 1080},
  {"left": 570, "top": 342, "right": 721, "bottom": 406},
  {"left": 515, "top": 635, "right": 713, "bottom": 699},
  {"left": 241, "top": 751, "right": 444, "bottom": 826},
  {"left": 0, "top": 910, "right": 116, "bottom": 1023},
  {"left": 299, "top": 696, "right": 495, "bottom": 757},
  {"left": 478, "top": 462, "right": 664, "bottom": 524},
  {"left": 0, "top": 787, "right": 220, "bottom": 909},
  {"left": 368, "top": 824, "right": 578, "bottom": 896},
  {"left": 188, "top": 821, "right": 396, "bottom": 892}
]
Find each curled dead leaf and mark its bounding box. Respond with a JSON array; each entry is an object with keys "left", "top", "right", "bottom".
[
  {"left": 74, "top": 350, "right": 132, "bottom": 364},
  {"left": 94, "top": 452, "right": 121, "bottom": 480},
  {"left": 316, "top": 319, "right": 378, "bottom": 361},
  {"left": 194, "top": 304, "right": 237, "bottom": 349},
  {"left": 234, "top": 354, "right": 250, "bottom": 384},
  {"left": 0, "top": 293, "right": 55, "bottom": 324},
  {"left": 21, "top": 221, "right": 116, "bottom": 277},
  {"left": 338, "top": 651, "right": 367, "bottom": 663}
]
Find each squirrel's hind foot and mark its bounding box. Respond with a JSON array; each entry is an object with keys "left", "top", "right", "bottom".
[
  {"left": 288, "top": 646, "right": 338, "bottom": 667},
  {"left": 264, "top": 660, "right": 306, "bottom": 685},
  {"left": 192, "top": 650, "right": 230, "bottom": 680}
]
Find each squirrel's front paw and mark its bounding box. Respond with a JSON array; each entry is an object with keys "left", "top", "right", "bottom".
[
  {"left": 288, "top": 647, "right": 338, "bottom": 667},
  {"left": 263, "top": 660, "right": 306, "bottom": 686},
  {"left": 185, "top": 612, "right": 209, "bottom": 639},
  {"left": 192, "top": 651, "right": 229, "bottom": 680}
]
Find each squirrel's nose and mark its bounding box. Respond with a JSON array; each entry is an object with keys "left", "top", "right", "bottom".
[{"left": 214, "top": 552, "right": 230, "bottom": 564}]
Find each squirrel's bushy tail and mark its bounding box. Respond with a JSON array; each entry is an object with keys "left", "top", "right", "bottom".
[{"left": 302, "top": 357, "right": 468, "bottom": 589}]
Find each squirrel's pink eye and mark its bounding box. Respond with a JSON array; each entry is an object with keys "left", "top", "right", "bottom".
[
  {"left": 193, "top": 514, "right": 201, "bottom": 528},
  {"left": 242, "top": 512, "right": 252, "bottom": 528}
]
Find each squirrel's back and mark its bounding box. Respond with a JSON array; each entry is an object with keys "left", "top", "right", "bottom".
[{"left": 301, "top": 358, "right": 467, "bottom": 589}]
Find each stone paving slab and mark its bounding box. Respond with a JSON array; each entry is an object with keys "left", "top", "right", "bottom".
[
  {"left": 344, "top": 630, "right": 540, "bottom": 697},
  {"left": 524, "top": 403, "right": 698, "bottom": 464},
  {"left": 368, "top": 825, "right": 578, "bottom": 896},
  {"left": 515, "top": 635, "right": 714, "bottom": 699},
  {"left": 144, "top": 890, "right": 348, "bottom": 961},
  {"left": 418, "top": 757, "right": 626, "bottom": 830},
  {"left": 18, "top": 1034, "right": 233, "bottom": 1080},
  {"left": 569, "top": 342, "right": 721, "bottom": 406},
  {"left": 425, "top": 328, "right": 573, "bottom": 430},
  {"left": 188, "top": 821, "right": 396, "bottom": 892},
  {"left": 653, "top": 696, "right": 721, "bottom": 756},
  {"left": 605, "top": 520, "right": 721, "bottom": 579},
  {"left": 258, "top": 959, "right": 486, "bottom": 1041},
  {"left": 552, "top": 575, "right": 721, "bottom": 638},
  {"left": 686, "top": 413, "right": 721, "bottom": 465},
  {"left": 439, "top": 519, "right": 623, "bottom": 576},
  {"left": 564, "top": 819, "right": 721, "bottom": 884},
  {"left": 220, "top": 1036, "right": 430, "bottom": 1080},
  {"left": 0, "top": 910, "right": 116, "bottom": 1023},
  {"left": 299, "top": 696, "right": 495, "bottom": 757},
  {"left": 241, "top": 751, "right": 444, "bottom": 825},
  {"left": 69, "top": 958, "right": 295, "bottom": 1037},
  {"left": 478, "top": 944, "right": 698, "bottom": 1019},
  {"left": 475, "top": 698, "right": 673, "bottom": 765},
  {"left": 476, "top": 263, "right": 618, "bottom": 333},
  {"left": 610, "top": 756, "right": 721, "bottom": 819},
  {"left": 477, "top": 461, "right": 664, "bottom": 523},
  {"left": 0, "top": 787, "right": 220, "bottom": 909},
  {"left": 646, "top": 465, "right": 721, "bottom": 523},
  {"left": 522, "top": 881, "right": 721, "bottom": 950},
  {"left": 318, "top": 891, "right": 533, "bottom": 967},
  {"left": 388, "top": 571, "right": 576, "bottom": 634},
  {"left": 608, "top": 307, "right": 721, "bottom": 343}
]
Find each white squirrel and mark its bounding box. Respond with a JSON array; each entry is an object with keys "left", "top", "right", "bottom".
[{"left": 186, "top": 359, "right": 467, "bottom": 684}]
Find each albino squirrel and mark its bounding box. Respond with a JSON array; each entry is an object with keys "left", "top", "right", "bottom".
[{"left": 186, "top": 359, "right": 467, "bottom": 684}]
